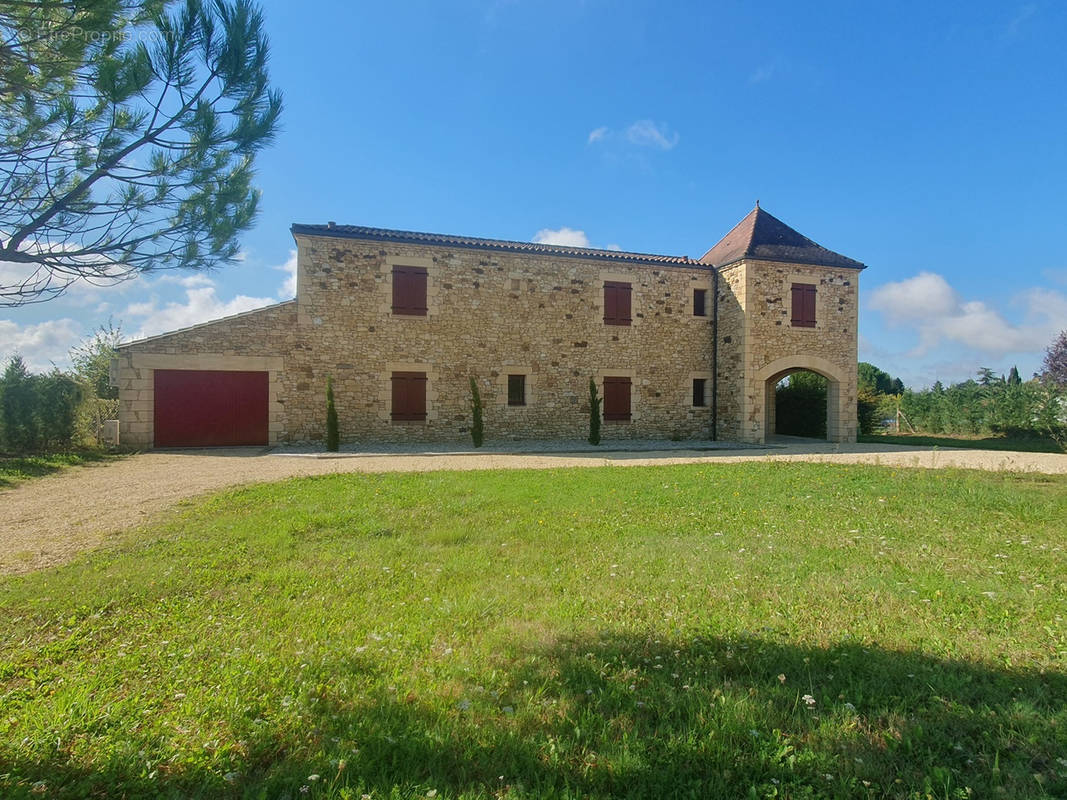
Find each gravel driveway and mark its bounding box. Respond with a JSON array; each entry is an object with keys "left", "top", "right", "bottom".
[{"left": 3, "top": 440, "right": 1065, "bottom": 576}]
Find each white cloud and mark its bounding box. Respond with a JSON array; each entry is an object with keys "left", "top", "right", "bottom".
[
  {"left": 275, "top": 249, "right": 298, "bottom": 299},
  {"left": 124, "top": 283, "right": 277, "bottom": 341},
  {"left": 586, "top": 120, "right": 680, "bottom": 151},
  {"left": 1005, "top": 3, "right": 1037, "bottom": 38},
  {"left": 532, "top": 227, "right": 591, "bottom": 248},
  {"left": 0, "top": 317, "right": 84, "bottom": 372},
  {"left": 624, "top": 120, "right": 679, "bottom": 150},
  {"left": 868, "top": 271, "right": 959, "bottom": 322},
  {"left": 748, "top": 64, "right": 775, "bottom": 84},
  {"left": 867, "top": 271, "right": 1065, "bottom": 358},
  {"left": 606, "top": 243, "right": 622, "bottom": 252}
]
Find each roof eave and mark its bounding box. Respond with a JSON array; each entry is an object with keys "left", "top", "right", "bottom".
[
  {"left": 290, "top": 223, "right": 707, "bottom": 269},
  {"left": 708, "top": 254, "right": 867, "bottom": 271}
]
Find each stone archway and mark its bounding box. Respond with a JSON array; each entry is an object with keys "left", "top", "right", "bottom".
[{"left": 754, "top": 355, "right": 853, "bottom": 443}]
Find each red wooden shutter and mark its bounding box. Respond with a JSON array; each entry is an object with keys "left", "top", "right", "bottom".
[
  {"left": 604, "top": 281, "right": 631, "bottom": 325},
  {"left": 617, "top": 283, "right": 631, "bottom": 324},
  {"left": 603, "top": 376, "right": 632, "bottom": 421},
  {"left": 791, "top": 283, "right": 816, "bottom": 327},
  {"left": 392, "top": 267, "right": 428, "bottom": 315},
  {"left": 391, "top": 372, "right": 427, "bottom": 420}
]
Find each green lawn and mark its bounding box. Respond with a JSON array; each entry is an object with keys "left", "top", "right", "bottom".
[
  {"left": 1, "top": 463, "right": 1065, "bottom": 799},
  {"left": 858, "top": 432, "right": 1064, "bottom": 454},
  {"left": 0, "top": 450, "right": 119, "bottom": 488}
]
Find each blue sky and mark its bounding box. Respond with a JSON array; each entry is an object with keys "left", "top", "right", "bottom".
[{"left": 3, "top": 0, "right": 1066, "bottom": 388}]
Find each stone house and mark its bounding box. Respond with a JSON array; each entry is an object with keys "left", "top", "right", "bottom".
[{"left": 115, "top": 205, "right": 864, "bottom": 448}]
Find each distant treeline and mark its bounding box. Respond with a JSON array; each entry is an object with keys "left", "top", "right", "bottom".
[{"left": 897, "top": 368, "right": 1064, "bottom": 442}]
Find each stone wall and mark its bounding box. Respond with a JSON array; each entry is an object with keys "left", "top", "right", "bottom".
[
  {"left": 115, "top": 236, "right": 860, "bottom": 448},
  {"left": 735, "top": 259, "right": 861, "bottom": 442},
  {"left": 288, "top": 235, "right": 720, "bottom": 443}
]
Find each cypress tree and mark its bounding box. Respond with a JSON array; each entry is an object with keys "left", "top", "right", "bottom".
[
  {"left": 588, "top": 378, "right": 601, "bottom": 445},
  {"left": 325, "top": 376, "right": 339, "bottom": 452},
  {"left": 470, "top": 377, "right": 484, "bottom": 447}
]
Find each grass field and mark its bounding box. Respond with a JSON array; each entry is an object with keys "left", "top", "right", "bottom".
[
  {"left": 0, "top": 450, "right": 118, "bottom": 488},
  {"left": 1, "top": 463, "right": 1065, "bottom": 799},
  {"left": 858, "top": 432, "right": 1064, "bottom": 454}
]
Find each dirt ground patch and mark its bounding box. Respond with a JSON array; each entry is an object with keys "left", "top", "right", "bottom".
[{"left": 3, "top": 441, "right": 1065, "bottom": 576}]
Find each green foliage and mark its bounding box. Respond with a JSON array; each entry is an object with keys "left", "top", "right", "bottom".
[
  {"left": 588, "top": 377, "right": 601, "bottom": 445},
  {"left": 469, "top": 377, "right": 484, "bottom": 447},
  {"left": 0, "top": 0, "right": 282, "bottom": 305},
  {"left": 325, "top": 376, "right": 339, "bottom": 452},
  {"left": 36, "top": 373, "right": 83, "bottom": 449},
  {"left": 897, "top": 369, "right": 1066, "bottom": 449},
  {"left": 857, "top": 387, "right": 880, "bottom": 435},
  {"left": 1, "top": 464, "right": 1065, "bottom": 797},
  {"left": 0, "top": 356, "right": 38, "bottom": 451},
  {"left": 69, "top": 321, "right": 123, "bottom": 400},
  {"left": 858, "top": 362, "right": 904, "bottom": 395},
  {"left": 0, "top": 357, "right": 83, "bottom": 452},
  {"left": 775, "top": 372, "right": 827, "bottom": 437}
]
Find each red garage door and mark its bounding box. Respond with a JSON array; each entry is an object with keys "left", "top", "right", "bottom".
[{"left": 154, "top": 370, "right": 268, "bottom": 447}]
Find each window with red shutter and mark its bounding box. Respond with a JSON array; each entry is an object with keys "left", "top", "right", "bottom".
[
  {"left": 391, "top": 371, "right": 427, "bottom": 421},
  {"left": 604, "top": 281, "right": 632, "bottom": 326},
  {"left": 392, "top": 267, "right": 428, "bottom": 316},
  {"left": 603, "top": 376, "right": 632, "bottom": 421},
  {"left": 791, "top": 283, "right": 816, "bottom": 328}
]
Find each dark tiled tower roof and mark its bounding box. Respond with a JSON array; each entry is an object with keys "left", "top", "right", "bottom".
[{"left": 700, "top": 205, "right": 865, "bottom": 270}]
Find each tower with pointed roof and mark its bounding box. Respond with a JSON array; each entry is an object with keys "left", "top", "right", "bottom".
[{"left": 701, "top": 205, "right": 864, "bottom": 443}]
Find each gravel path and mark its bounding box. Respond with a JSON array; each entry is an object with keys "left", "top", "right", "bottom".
[{"left": 3, "top": 440, "right": 1065, "bottom": 576}]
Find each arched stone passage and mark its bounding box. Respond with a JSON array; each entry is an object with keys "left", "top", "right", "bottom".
[{"left": 753, "top": 355, "right": 854, "bottom": 443}]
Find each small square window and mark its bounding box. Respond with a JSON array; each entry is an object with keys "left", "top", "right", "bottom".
[
  {"left": 507, "top": 374, "right": 526, "bottom": 406},
  {"left": 693, "top": 288, "right": 707, "bottom": 317},
  {"left": 692, "top": 378, "right": 707, "bottom": 407}
]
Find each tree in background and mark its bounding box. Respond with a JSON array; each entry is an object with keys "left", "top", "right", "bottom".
[
  {"left": 858, "top": 362, "right": 905, "bottom": 396},
  {"left": 0, "top": 357, "right": 38, "bottom": 451},
  {"left": 0, "top": 0, "right": 282, "bottom": 305},
  {"left": 0, "top": 357, "right": 83, "bottom": 452},
  {"left": 1043, "top": 330, "right": 1067, "bottom": 386},
  {"left": 774, "top": 371, "right": 827, "bottom": 437},
  {"left": 70, "top": 321, "right": 123, "bottom": 400}
]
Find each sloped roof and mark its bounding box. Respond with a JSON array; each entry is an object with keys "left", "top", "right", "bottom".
[
  {"left": 291, "top": 223, "right": 701, "bottom": 267},
  {"left": 700, "top": 205, "right": 865, "bottom": 270}
]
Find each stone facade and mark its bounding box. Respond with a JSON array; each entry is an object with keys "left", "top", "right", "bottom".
[{"left": 116, "top": 208, "right": 864, "bottom": 448}]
